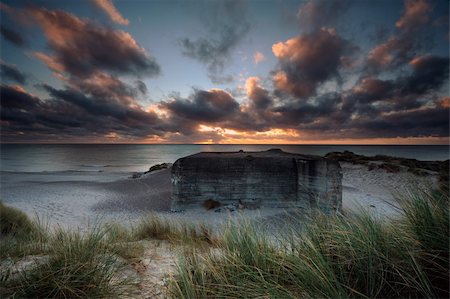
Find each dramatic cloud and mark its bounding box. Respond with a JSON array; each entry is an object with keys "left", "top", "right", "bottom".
[
  {"left": 0, "top": 0, "right": 448, "bottom": 143},
  {"left": 0, "top": 61, "right": 27, "bottom": 84},
  {"left": 0, "top": 83, "right": 166, "bottom": 142},
  {"left": 356, "top": 106, "right": 449, "bottom": 138},
  {"left": 92, "top": 0, "right": 129, "bottom": 25},
  {"left": 0, "top": 25, "right": 25, "bottom": 47},
  {"left": 1, "top": 84, "right": 38, "bottom": 110},
  {"left": 272, "top": 28, "right": 355, "bottom": 98},
  {"left": 403, "top": 55, "right": 450, "bottom": 95},
  {"left": 344, "top": 54, "right": 449, "bottom": 115},
  {"left": 29, "top": 7, "right": 159, "bottom": 77},
  {"left": 297, "top": 0, "right": 351, "bottom": 31},
  {"left": 179, "top": 0, "right": 250, "bottom": 83},
  {"left": 162, "top": 89, "right": 239, "bottom": 124}
]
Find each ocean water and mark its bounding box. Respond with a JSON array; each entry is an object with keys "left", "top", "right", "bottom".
[{"left": 1, "top": 144, "right": 448, "bottom": 176}]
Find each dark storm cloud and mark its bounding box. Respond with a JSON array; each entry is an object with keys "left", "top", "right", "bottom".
[
  {"left": 162, "top": 89, "right": 239, "bottom": 123},
  {"left": 0, "top": 25, "right": 26, "bottom": 47},
  {"left": 0, "top": 84, "right": 38, "bottom": 109},
  {"left": 29, "top": 7, "right": 160, "bottom": 77},
  {"left": 0, "top": 83, "right": 166, "bottom": 141},
  {"left": 400, "top": 55, "right": 449, "bottom": 95},
  {"left": 344, "top": 54, "right": 449, "bottom": 114},
  {"left": 297, "top": 0, "right": 352, "bottom": 31},
  {"left": 0, "top": 62, "right": 27, "bottom": 84},
  {"left": 41, "top": 84, "right": 160, "bottom": 126},
  {"left": 357, "top": 106, "right": 449, "bottom": 138},
  {"left": 272, "top": 28, "right": 357, "bottom": 99},
  {"left": 273, "top": 92, "right": 341, "bottom": 126},
  {"left": 179, "top": 0, "right": 250, "bottom": 83}
]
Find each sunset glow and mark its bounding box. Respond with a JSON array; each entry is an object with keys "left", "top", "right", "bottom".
[{"left": 0, "top": 0, "right": 448, "bottom": 144}]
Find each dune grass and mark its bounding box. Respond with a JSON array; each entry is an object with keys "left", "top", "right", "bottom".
[
  {"left": 0, "top": 202, "right": 47, "bottom": 260},
  {"left": 1, "top": 227, "right": 136, "bottom": 298},
  {"left": 0, "top": 203, "right": 138, "bottom": 298},
  {"left": 169, "top": 188, "right": 449, "bottom": 298},
  {"left": 1, "top": 186, "right": 448, "bottom": 298},
  {"left": 132, "top": 213, "right": 215, "bottom": 246},
  {"left": 0, "top": 202, "right": 36, "bottom": 237}
]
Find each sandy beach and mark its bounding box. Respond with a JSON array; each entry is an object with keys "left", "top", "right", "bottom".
[{"left": 0, "top": 159, "right": 440, "bottom": 229}]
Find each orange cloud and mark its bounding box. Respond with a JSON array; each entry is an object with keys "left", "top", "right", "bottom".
[
  {"left": 244, "top": 76, "right": 260, "bottom": 96},
  {"left": 367, "top": 37, "right": 396, "bottom": 66},
  {"left": 438, "top": 97, "right": 450, "bottom": 108},
  {"left": 33, "top": 52, "right": 65, "bottom": 73},
  {"left": 396, "top": 0, "right": 431, "bottom": 32},
  {"left": 253, "top": 51, "right": 265, "bottom": 64},
  {"left": 28, "top": 7, "right": 158, "bottom": 77},
  {"left": 92, "top": 0, "right": 129, "bottom": 25}
]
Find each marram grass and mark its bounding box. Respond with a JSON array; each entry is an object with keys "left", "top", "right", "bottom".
[
  {"left": 1, "top": 187, "right": 448, "bottom": 298},
  {"left": 0, "top": 206, "right": 137, "bottom": 298},
  {"left": 169, "top": 188, "right": 449, "bottom": 299}
]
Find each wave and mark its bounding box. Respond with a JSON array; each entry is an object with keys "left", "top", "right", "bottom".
[
  {"left": 0, "top": 170, "right": 105, "bottom": 175},
  {"left": 79, "top": 164, "right": 132, "bottom": 168}
]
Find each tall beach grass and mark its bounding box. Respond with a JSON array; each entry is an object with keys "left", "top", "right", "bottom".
[
  {"left": 0, "top": 204, "right": 137, "bottom": 298},
  {"left": 170, "top": 188, "right": 449, "bottom": 298}
]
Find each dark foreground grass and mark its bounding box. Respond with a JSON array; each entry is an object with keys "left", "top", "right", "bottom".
[
  {"left": 1, "top": 228, "right": 134, "bottom": 298},
  {"left": 0, "top": 204, "right": 137, "bottom": 298},
  {"left": 170, "top": 188, "right": 449, "bottom": 299},
  {"left": 0, "top": 209, "right": 213, "bottom": 298}
]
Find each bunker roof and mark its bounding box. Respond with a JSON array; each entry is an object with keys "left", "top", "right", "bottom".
[{"left": 185, "top": 149, "right": 322, "bottom": 160}]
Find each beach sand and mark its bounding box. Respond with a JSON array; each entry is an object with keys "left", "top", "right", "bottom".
[{"left": 0, "top": 162, "right": 439, "bottom": 229}]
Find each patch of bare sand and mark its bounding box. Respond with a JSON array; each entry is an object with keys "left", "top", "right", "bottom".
[
  {"left": 127, "top": 240, "right": 177, "bottom": 299},
  {"left": 341, "top": 162, "right": 438, "bottom": 217},
  {"left": 116, "top": 240, "right": 179, "bottom": 299}
]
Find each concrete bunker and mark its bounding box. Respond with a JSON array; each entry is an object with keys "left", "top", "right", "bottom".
[{"left": 171, "top": 149, "right": 342, "bottom": 211}]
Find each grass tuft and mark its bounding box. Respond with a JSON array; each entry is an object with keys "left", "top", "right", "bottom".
[
  {"left": 0, "top": 202, "right": 37, "bottom": 237},
  {"left": 1, "top": 226, "right": 135, "bottom": 298},
  {"left": 132, "top": 213, "right": 215, "bottom": 246}
]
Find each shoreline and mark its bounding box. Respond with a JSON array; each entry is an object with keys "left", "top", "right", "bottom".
[{"left": 0, "top": 152, "right": 445, "bottom": 229}]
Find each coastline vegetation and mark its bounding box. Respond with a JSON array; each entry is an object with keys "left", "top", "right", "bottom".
[
  {"left": 170, "top": 187, "right": 449, "bottom": 298},
  {"left": 0, "top": 186, "right": 448, "bottom": 298}
]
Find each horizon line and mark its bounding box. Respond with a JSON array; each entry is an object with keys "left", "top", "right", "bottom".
[{"left": 1, "top": 143, "right": 448, "bottom": 146}]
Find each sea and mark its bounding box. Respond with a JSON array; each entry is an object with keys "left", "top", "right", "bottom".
[{"left": 1, "top": 144, "right": 448, "bottom": 181}]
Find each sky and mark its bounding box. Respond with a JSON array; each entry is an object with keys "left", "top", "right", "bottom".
[{"left": 0, "top": 0, "right": 449, "bottom": 144}]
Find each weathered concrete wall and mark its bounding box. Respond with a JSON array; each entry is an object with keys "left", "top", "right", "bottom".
[{"left": 171, "top": 149, "right": 342, "bottom": 211}]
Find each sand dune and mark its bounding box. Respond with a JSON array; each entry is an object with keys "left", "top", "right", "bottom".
[{"left": 0, "top": 162, "right": 439, "bottom": 229}]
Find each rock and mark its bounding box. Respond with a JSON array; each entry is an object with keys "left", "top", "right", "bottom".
[{"left": 171, "top": 149, "right": 342, "bottom": 211}]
